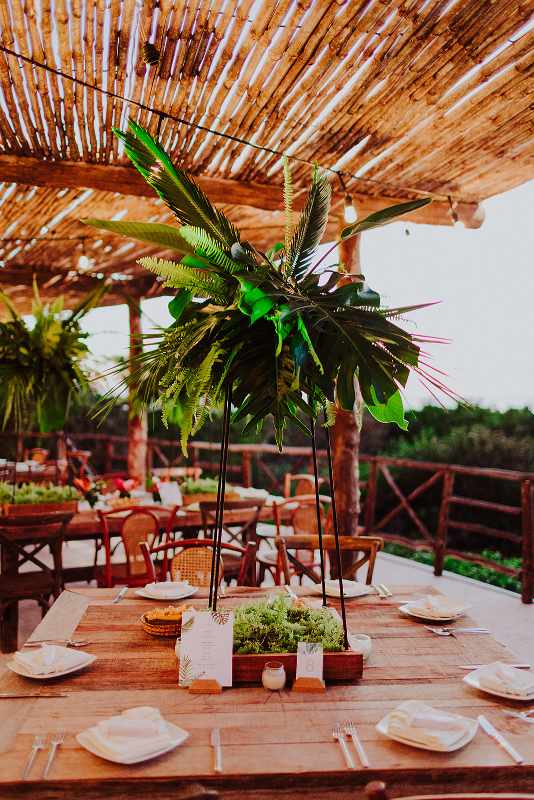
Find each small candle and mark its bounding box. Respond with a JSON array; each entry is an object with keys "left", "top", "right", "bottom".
[{"left": 262, "top": 661, "right": 286, "bottom": 690}]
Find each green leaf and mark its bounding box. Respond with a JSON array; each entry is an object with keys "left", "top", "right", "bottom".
[
  {"left": 341, "top": 198, "right": 432, "bottom": 240},
  {"left": 138, "top": 256, "right": 232, "bottom": 304},
  {"left": 168, "top": 290, "right": 192, "bottom": 321},
  {"left": 81, "top": 219, "right": 193, "bottom": 253},
  {"left": 179, "top": 226, "right": 243, "bottom": 273},
  {"left": 238, "top": 280, "right": 275, "bottom": 323},
  {"left": 366, "top": 387, "right": 409, "bottom": 430}
]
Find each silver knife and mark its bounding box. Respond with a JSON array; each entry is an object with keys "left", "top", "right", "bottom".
[
  {"left": 210, "top": 728, "right": 222, "bottom": 773},
  {"left": 460, "top": 664, "right": 530, "bottom": 670},
  {"left": 112, "top": 586, "right": 128, "bottom": 604},
  {"left": 478, "top": 715, "right": 524, "bottom": 764}
]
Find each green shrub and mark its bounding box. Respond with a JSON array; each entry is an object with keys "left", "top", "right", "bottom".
[{"left": 0, "top": 482, "right": 80, "bottom": 505}]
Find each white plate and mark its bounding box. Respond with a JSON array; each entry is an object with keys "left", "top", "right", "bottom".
[
  {"left": 135, "top": 585, "right": 198, "bottom": 601},
  {"left": 7, "top": 652, "right": 96, "bottom": 680},
  {"left": 310, "top": 580, "right": 374, "bottom": 599},
  {"left": 399, "top": 602, "right": 468, "bottom": 622},
  {"left": 376, "top": 713, "right": 478, "bottom": 752},
  {"left": 77, "top": 721, "right": 189, "bottom": 765},
  {"left": 463, "top": 669, "right": 534, "bottom": 702}
]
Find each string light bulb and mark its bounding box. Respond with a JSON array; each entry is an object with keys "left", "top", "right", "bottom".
[
  {"left": 343, "top": 195, "right": 358, "bottom": 224},
  {"left": 78, "top": 239, "right": 94, "bottom": 271}
]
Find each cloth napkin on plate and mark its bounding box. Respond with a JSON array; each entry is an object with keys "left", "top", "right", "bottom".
[
  {"left": 143, "top": 581, "right": 190, "bottom": 599},
  {"left": 14, "top": 644, "right": 87, "bottom": 675},
  {"left": 477, "top": 662, "right": 534, "bottom": 696},
  {"left": 408, "top": 594, "right": 465, "bottom": 618},
  {"left": 84, "top": 707, "right": 175, "bottom": 760},
  {"left": 387, "top": 700, "right": 469, "bottom": 748}
]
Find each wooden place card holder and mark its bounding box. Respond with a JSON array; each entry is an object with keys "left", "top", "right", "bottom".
[
  {"left": 189, "top": 678, "right": 222, "bottom": 694},
  {"left": 292, "top": 676, "right": 326, "bottom": 693}
]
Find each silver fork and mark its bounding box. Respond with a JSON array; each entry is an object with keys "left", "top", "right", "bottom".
[
  {"left": 372, "top": 584, "right": 387, "bottom": 599},
  {"left": 379, "top": 584, "right": 392, "bottom": 598},
  {"left": 43, "top": 732, "right": 64, "bottom": 778},
  {"left": 22, "top": 735, "right": 46, "bottom": 779},
  {"left": 344, "top": 719, "right": 369, "bottom": 768},
  {"left": 23, "top": 639, "right": 90, "bottom": 648},
  {"left": 332, "top": 723, "right": 355, "bottom": 769},
  {"left": 424, "top": 625, "right": 489, "bottom": 637}
]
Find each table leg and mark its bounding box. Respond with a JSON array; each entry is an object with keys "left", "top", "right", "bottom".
[{"left": 0, "top": 543, "right": 19, "bottom": 653}]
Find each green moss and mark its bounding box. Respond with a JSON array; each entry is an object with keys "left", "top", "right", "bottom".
[{"left": 232, "top": 596, "right": 344, "bottom": 654}]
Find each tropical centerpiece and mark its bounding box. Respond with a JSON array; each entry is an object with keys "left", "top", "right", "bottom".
[{"left": 86, "top": 121, "right": 454, "bottom": 680}]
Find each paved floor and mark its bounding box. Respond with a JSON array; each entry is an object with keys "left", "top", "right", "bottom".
[{"left": 13, "top": 541, "right": 534, "bottom": 661}]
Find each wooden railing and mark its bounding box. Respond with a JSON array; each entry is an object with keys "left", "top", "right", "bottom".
[{"left": 2, "top": 431, "right": 533, "bottom": 602}]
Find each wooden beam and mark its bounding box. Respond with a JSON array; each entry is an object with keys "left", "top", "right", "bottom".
[{"left": 0, "top": 154, "right": 484, "bottom": 228}]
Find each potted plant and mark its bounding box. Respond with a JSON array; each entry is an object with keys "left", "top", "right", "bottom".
[{"left": 0, "top": 482, "right": 81, "bottom": 515}]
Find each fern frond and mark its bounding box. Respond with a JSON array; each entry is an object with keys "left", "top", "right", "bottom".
[
  {"left": 282, "top": 156, "right": 293, "bottom": 261},
  {"left": 138, "top": 257, "right": 232, "bottom": 304},
  {"left": 179, "top": 226, "right": 242, "bottom": 273}
]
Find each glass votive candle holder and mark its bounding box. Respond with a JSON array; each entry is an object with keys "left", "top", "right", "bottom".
[{"left": 262, "top": 661, "right": 286, "bottom": 691}]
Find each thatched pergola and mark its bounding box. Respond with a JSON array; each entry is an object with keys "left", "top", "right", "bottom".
[{"left": 0, "top": 1, "right": 532, "bottom": 488}]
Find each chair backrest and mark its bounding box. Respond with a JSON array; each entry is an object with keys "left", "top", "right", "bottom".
[
  {"left": 364, "top": 782, "right": 534, "bottom": 800},
  {"left": 98, "top": 507, "right": 160, "bottom": 586},
  {"left": 141, "top": 538, "right": 257, "bottom": 587},
  {"left": 276, "top": 533, "right": 383, "bottom": 585},
  {"left": 0, "top": 511, "right": 73, "bottom": 587},
  {"left": 273, "top": 495, "right": 331, "bottom": 537},
  {"left": 283, "top": 473, "right": 325, "bottom": 498},
  {"left": 199, "top": 499, "right": 265, "bottom": 545}
]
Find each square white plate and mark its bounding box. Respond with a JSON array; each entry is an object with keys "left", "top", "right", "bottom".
[
  {"left": 7, "top": 652, "right": 96, "bottom": 680},
  {"left": 463, "top": 669, "right": 534, "bottom": 702},
  {"left": 76, "top": 721, "right": 189, "bottom": 764},
  {"left": 135, "top": 585, "right": 198, "bottom": 601},
  {"left": 310, "top": 580, "right": 374, "bottom": 599},
  {"left": 399, "top": 602, "right": 468, "bottom": 622},
  {"left": 376, "top": 712, "right": 478, "bottom": 752}
]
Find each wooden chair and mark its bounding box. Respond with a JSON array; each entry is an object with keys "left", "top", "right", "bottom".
[
  {"left": 96, "top": 507, "right": 162, "bottom": 588},
  {"left": 276, "top": 533, "right": 383, "bottom": 585},
  {"left": 0, "top": 511, "right": 73, "bottom": 652},
  {"left": 365, "top": 781, "right": 534, "bottom": 800},
  {"left": 258, "top": 495, "right": 331, "bottom": 585},
  {"left": 283, "top": 472, "right": 325, "bottom": 498},
  {"left": 199, "top": 499, "right": 266, "bottom": 546},
  {"left": 141, "top": 538, "right": 257, "bottom": 587}
]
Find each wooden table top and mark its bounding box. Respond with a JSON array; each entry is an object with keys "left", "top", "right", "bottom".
[{"left": 1, "top": 585, "right": 533, "bottom": 799}]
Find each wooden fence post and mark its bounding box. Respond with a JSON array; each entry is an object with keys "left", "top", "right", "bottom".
[
  {"left": 435, "top": 470, "right": 454, "bottom": 576},
  {"left": 242, "top": 450, "right": 252, "bottom": 488},
  {"left": 521, "top": 479, "right": 533, "bottom": 604}
]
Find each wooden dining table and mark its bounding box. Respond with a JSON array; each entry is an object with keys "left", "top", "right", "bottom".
[{"left": 1, "top": 584, "right": 533, "bottom": 798}]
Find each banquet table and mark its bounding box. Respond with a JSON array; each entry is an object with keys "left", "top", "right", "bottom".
[{"left": 1, "top": 584, "right": 533, "bottom": 799}]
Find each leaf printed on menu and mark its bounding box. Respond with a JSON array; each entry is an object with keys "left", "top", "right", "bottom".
[
  {"left": 181, "top": 616, "right": 195, "bottom": 634},
  {"left": 211, "top": 609, "right": 231, "bottom": 626},
  {"left": 179, "top": 654, "right": 194, "bottom": 686},
  {"left": 302, "top": 642, "right": 322, "bottom": 656}
]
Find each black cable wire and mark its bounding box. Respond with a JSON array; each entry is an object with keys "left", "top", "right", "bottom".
[
  {"left": 0, "top": 43, "right": 457, "bottom": 203},
  {"left": 310, "top": 417, "right": 327, "bottom": 608},
  {"left": 212, "top": 382, "right": 232, "bottom": 612},
  {"left": 325, "top": 423, "right": 349, "bottom": 650},
  {"left": 208, "top": 383, "right": 231, "bottom": 609}
]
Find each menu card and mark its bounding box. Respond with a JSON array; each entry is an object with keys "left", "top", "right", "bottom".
[
  {"left": 158, "top": 481, "right": 183, "bottom": 507},
  {"left": 179, "top": 609, "right": 234, "bottom": 687},
  {"left": 296, "top": 642, "right": 324, "bottom": 681}
]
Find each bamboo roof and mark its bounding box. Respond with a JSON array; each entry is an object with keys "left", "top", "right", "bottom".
[{"left": 0, "top": 0, "right": 532, "bottom": 310}]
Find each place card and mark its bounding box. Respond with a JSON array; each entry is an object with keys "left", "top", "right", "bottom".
[
  {"left": 158, "top": 481, "right": 183, "bottom": 507},
  {"left": 296, "top": 642, "right": 324, "bottom": 681},
  {"left": 179, "top": 609, "right": 233, "bottom": 688}
]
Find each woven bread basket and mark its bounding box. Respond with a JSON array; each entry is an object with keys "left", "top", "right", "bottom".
[{"left": 140, "top": 612, "right": 182, "bottom": 638}]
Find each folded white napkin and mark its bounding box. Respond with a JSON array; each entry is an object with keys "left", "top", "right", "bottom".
[
  {"left": 143, "top": 581, "right": 190, "bottom": 598},
  {"left": 235, "top": 486, "right": 269, "bottom": 499},
  {"left": 478, "top": 662, "right": 534, "bottom": 696},
  {"left": 409, "top": 594, "right": 465, "bottom": 618},
  {"left": 14, "top": 644, "right": 87, "bottom": 675},
  {"left": 85, "top": 707, "right": 173, "bottom": 760},
  {"left": 388, "top": 700, "right": 468, "bottom": 748}
]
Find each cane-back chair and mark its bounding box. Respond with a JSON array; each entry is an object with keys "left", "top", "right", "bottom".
[
  {"left": 276, "top": 533, "right": 382, "bottom": 586},
  {"left": 0, "top": 511, "right": 73, "bottom": 652},
  {"left": 140, "top": 538, "right": 257, "bottom": 587},
  {"left": 96, "top": 507, "right": 162, "bottom": 588}
]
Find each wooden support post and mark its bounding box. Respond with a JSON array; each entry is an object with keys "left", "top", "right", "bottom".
[
  {"left": 521, "top": 479, "right": 533, "bottom": 604},
  {"left": 330, "top": 221, "right": 363, "bottom": 574},
  {"left": 363, "top": 460, "right": 378, "bottom": 533},
  {"left": 242, "top": 450, "right": 252, "bottom": 488},
  {"left": 127, "top": 299, "right": 147, "bottom": 486}
]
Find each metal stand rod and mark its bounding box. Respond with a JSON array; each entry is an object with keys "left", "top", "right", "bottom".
[
  {"left": 208, "top": 384, "right": 231, "bottom": 609},
  {"left": 325, "top": 423, "right": 349, "bottom": 650},
  {"left": 310, "top": 417, "right": 327, "bottom": 608},
  {"left": 212, "top": 384, "right": 232, "bottom": 612}
]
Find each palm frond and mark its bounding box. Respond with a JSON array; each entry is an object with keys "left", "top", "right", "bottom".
[
  {"left": 138, "top": 256, "right": 233, "bottom": 304},
  {"left": 179, "top": 226, "right": 243, "bottom": 273},
  {"left": 286, "top": 167, "right": 331, "bottom": 282},
  {"left": 82, "top": 219, "right": 193, "bottom": 253},
  {"left": 282, "top": 155, "right": 293, "bottom": 260}
]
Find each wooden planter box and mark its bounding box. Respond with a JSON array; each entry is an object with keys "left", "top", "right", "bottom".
[
  {"left": 231, "top": 650, "right": 363, "bottom": 684},
  {"left": 181, "top": 492, "right": 241, "bottom": 506},
  {"left": 2, "top": 500, "right": 78, "bottom": 516}
]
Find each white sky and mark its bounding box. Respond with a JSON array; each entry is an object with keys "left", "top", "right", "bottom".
[{"left": 81, "top": 180, "right": 534, "bottom": 410}]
